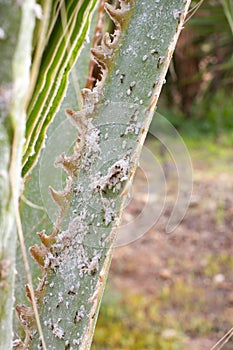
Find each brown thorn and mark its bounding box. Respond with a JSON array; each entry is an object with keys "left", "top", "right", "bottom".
[
  {"left": 29, "top": 245, "right": 47, "bottom": 267},
  {"left": 25, "top": 284, "right": 41, "bottom": 304},
  {"left": 54, "top": 152, "right": 79, "bottom": 177},
  {"left": 86, "top": 0, "right": 106, "bottom": 89},
  {"left": 104, "top": 3, "right": 122, "bottom": 28},
  {"left": 65, "top": 108, "right": 76, "bottom": 117},
  {"left": 15, "top": 304, "right": 35, "bottom": 328},
  {"left": 37, "top": 230, "right": 56, "bottom": 248},
  {"left": 65, "top": 108, "right": 87, "bottom": 132},
  {"left": 91, "top": 47, "right": 111, "bottom": 64},
  {"left": 49, "top": 186, "right": 71, "bottom": 208},
  {"left": 12, "top": 339, "right": 26, "bottom": 350}
]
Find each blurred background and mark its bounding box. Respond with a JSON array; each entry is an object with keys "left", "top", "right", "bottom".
[{"left": 92, "top": 1, "right": 233, "bottom": 349}]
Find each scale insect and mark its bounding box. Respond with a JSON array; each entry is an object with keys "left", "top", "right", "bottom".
[{"left": 157, "top": 55, "right": 165, "bottom": 69}]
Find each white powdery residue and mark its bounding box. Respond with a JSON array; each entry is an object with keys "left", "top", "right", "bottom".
[
  {"left": 151, "top": 49, "right": 158, "bottom": 55},
  {"left": 122, "top": 140, "right": 127, "bottom": 150},
  {"left": 131, "top": 109, "right": 139, "bottom": 122},
  {"left": 56, "top": 230, "right": 68, "bottom": 246},
  {"left": 130, "top": 81, "right": 136, "bottom": 88},
  {"left": 83, "top": 89, "right": 99, "bottom": 115},
  {"left": 70, "top": 285, "right": 75, "bottom": 293},
  {"left": 147, "top": 32, "right": 156, "bottom": 40},
  {"left": 12, "top": 340, "right": 22, "bottom": 348},
  {"left": 83, "top": 252, "right": 101, "bottom": 275},
  {"left": 125, "top": 121, "right": 142, "bottom": 136},
  {"left": 173, "top": 9, "right": 181, "bottom": 20},
  {"left": 87, "top": 121, "right": 100, "bottom": 154},
  {"left": 147, "top": 91, "right": 152, "bottom": 98},
  {"left": 44, "top": 252, "right": 56, "bottom": 269},
  {"left": 82, "top": 120, "right": 100, "bottom": 170},
  {"left": 37, "top": 342, "right": 42, "bottom": 350},
  {"left": 104, "top": 206, "right": 116, "bottom": 226},
  {"left": 73, "top": 339, "right": 80, "bottom": 345},
  {"left": 78, "top": 248, "right": 93, "bottom": 278},
  {"left": 56, "top": 210, "right": 88, "bottom": 248},
  {"left": 75, "top": 233, "right": 86, "bottom": 245},
  {"left": 58, "top": 292, "right": 63, "bottom": 304},
  {"left": 123, "top": 44, "right": 138, "bottom": 58},
  {"left": 90, "top": 158, "right": 130, "bottom": 192},
  {"left": 73, "top": 184, "right": 83, "bottom": 196},
  {"left": 44, "top": 318, "right": 52, "bottom": 327},
  {"left": 141, "top": 11, "right": 148, "bottom": 24},
  {"left": 136, "top": 122, "right": 142, "bottom": 135},
  {"left": 75, "top": 305, "right": 86, "bottom": 322},
  {"left": 52, "top": 323, "right": 65, "bottom": 339},
  {"left": 80, "top": 208, "right": 87, "bottom": 220},
  {"left": 157, "top": 55, "right": 165, "bottom": 68},
  {"left": 101, "top": 197, "right": 116, "bottom": 226},
  {"left": 54, "top": 214, "right": 91, "bottom": 281}
]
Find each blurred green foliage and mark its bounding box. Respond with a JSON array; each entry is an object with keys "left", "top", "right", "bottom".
[
  {"left": 157, "top": 89, "right": 233, "bottom": 144},
  {"left": 203, "top": 253, "right": 233, "bottom": 278},
  {"left": 92, "top": 277, "right": 218, "bottom": 350},
  {"left": 92, "top": 287, "right": 186, "bottom": 350},
  {"left": 157, "top": 0, "right": 233, "bottom": 139},
  {"left": 92, "top": 248, "right": 233, "bottom": 349}
]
